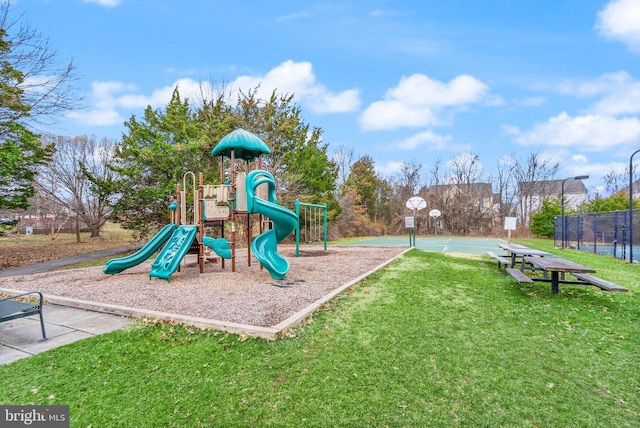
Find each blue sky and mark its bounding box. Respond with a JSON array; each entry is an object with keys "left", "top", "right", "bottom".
[{"left": 18, "top": 0, "right": 640, "bottom": 194}]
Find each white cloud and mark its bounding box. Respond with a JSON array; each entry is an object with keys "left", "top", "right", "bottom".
[
  {"left": 230, "top": 60, "right": 361, "bottom": 113},
  {"left": 67, "top": 79, "right": 184, "bottom": 127},
  {"left": 388, "top": 74, "right": 487, "bottom": 107},
  {"left": 572, "top": 154, "right": 588, "bottom": 163},
  {"left": 118, "top": 78, "right": 202, "bottom": 109},
  {"left": 520, "top": 96, "right": 546, "bottom": 107},
  {"left": 67, "top": 109, "right": 123, "bottom": 126},
  {"left": 556, "top": 71, "right": 632, "bottom": 97},
  {"left": 69, "top": 61, "right": 358, "bottom": 128},
  {"left": 513, "top": 112, "right": 640, "bottom": 151},
  {"left": 596, "top": 0, "right": 640, "bottom": 51},
  {"left": 552, "top": 71, "right": 640, "bottom": 116},
  {"left": 66, "top": 81, "right": 133, "bottom": 126},
  {"left": 362, "top": 100, "right": 439, "bottom": 130},
  {"left": 564, "top": 161, "right": 628, "bottom": 189},
  {"left": 360, "top": 73, "right": 488, "bottom": 130},
  {"left": 83, "top": 0, "right": 122, "bottom": 7},
  {"left": 276, "top": 11, "right": 312, "bottom": 23},
  {"left": 396, "top": 130, "right": 452, "bottom": 150},
  {"left": 592, "top": 87, "right": 640, "bottom": 116},
  {"left": 376, "top": 160, "right": 404, "bottom": 176},
  {"left": 307, "top": 89, "right": 361, "bottom": 114},
  {"left": 501, "top": 124, "right": 520, "bottom": 136}
]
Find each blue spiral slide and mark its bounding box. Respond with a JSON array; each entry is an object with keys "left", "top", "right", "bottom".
[{"left": 246, "top": 170, "right": 298, "bottom": 280}]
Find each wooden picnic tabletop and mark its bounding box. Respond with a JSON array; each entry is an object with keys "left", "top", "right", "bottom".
[
  {"left": 523, "top": 256, "right": 596, "bottom": 294},
  {"left": 523, "top": 256, "right": 595, "bottom": 273},
  {"left": 504, "top": 247, "right": 553, "bottom": 257}
]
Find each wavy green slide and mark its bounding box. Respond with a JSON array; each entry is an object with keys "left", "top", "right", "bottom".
[
  {"left": 149, "top": 225, "right": 198, "bottom": 282},
  {"left": 103, "top": 224, "right": 177, "bottom": 275},
  {"left": 246, "top": 170, "right": 298, "bottom": 280}
]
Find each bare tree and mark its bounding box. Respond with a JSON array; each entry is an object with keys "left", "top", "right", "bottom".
[
  {"left": 442, "top": 152, "right": 493, "bottom": 235},
  {"left": 35, "top": 165, "right": 71, "bottom": 239},
  {"left": 493, "top": 154, "right": 519, "bottom": 218},
  {"left": 333, "top": 144, "right": 354, "bottom": 190},
  {"left": 37, "top": 135, "right": 117, "bottom": 239},
  {"left": 392, "top": 160, "right": 423, "bottom": 232},
  {"left": 602, "top": 166, "right": 635, "bottom": 196},
  {"left": 514, "top": 152, "right": 559, "bottom": 226},
  {"left": 448, "top": 152, "right": 483, "bottom": 185},
  {"left": 397, "top": 160, "right": 422, "bottom": 199},
  {"left": 0, "top": 1, "right": 80, "bottom": 129}
]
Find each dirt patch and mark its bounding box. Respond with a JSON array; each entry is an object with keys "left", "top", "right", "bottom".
[
  {"left": 0, "top": 246, "right": 406, "bottom": 331},
  {"left": 0, "top": 234, "right": 137, "bottom": 269}
]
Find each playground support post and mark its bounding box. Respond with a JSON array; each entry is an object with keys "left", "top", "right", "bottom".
[
  {"left": 295, "top": 200, "right": 327, "bottom": 257},
  {"left": 230, "top": 149, "right": 236, "bottom": 272}
]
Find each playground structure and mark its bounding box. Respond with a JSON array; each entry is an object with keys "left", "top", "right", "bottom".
[{"left": 104, "top": 128, "right": 299, "bottom": 281}]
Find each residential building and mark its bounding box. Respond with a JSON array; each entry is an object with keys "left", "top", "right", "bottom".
[{"left": 517, "top": 179, "right": 589, "bottom": 225}]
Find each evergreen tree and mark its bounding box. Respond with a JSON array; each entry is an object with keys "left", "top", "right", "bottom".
[
  {"left": 108, "top": 89, "right": 204, "bottom": 236},
  {"left": 345, "top": 155, "right": 378, "bottom": 220},
  {"left": 108, "top": 86, "right": 338, "bottom": 236},
  {"left": 530, "top": 199, "right": 561, "bottom": 238},
  {"left": 232, "top": 89, "right": 338, "bottom": 212},
  {"left": 0, "top": 28, "right": 53, "bottom": 209}
]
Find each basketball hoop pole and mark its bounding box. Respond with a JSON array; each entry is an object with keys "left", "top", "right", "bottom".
[
  {"left": 412, "top": 208, "right": 416, "bottom": 247},
  {"left": 405, "top": 196, "right": 426, "bottom": 248}
]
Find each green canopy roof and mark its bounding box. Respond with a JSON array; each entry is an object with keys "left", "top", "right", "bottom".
[{"left": 211, "top": 129, "right": 271, "bottom": 161}]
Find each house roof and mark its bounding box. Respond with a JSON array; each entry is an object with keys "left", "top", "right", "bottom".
[
  {"left": 428, "top": 182, "right": 493, "bottom": 196},
  {"left": 518, "top": 179, "right": 588, "bottom": 195}
]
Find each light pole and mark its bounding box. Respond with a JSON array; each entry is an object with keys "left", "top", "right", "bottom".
[
  {"left": 561, "top": 175, "right": 589, "bottom": 249},
  {"left": 629, "top": 150, "right": 640, "bottom": 263}
]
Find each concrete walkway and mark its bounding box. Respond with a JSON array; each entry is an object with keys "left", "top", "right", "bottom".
[
  {"left": 0, "top": 244, "right": 142, "bottom": 278},
  {"left": 0, "top": 304, "right": 134, "bottom": 365},
  {"left": 0, "top": 246, "right": 139, "bottom": 365}
]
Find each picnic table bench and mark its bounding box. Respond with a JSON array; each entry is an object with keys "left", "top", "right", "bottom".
[
  {"left": 0, "top": 291, "right": 47, "bottom": 341},
  {"left": 505, "top": 268, "right": 534, "bottom": 283},
  {"left": 571, "top": 273, "right": 628, "bottom": 292},
  {"left": 486, "top": 251, "right": 511, "bottom": 270}
]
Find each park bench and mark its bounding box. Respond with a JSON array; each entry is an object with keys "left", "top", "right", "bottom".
[
  {"left": 505, "top": 268, "right": 534, "bottom": 283},
  {"left": 0, "top": 292, "right": 47, "bottom": 341},
  {"left": 571, "top": 273, "right": 628, "bottom": 292},
  {"left": 486, "top": 251, "right": 511, "bottom": 270}
]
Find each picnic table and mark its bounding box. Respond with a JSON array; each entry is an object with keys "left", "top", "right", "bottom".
[
  {"left": 522, "top": 256, "right": 630, "bottom": 294},
  {"left": 497, "top": 243, "right": 553, "bottom": 269}
]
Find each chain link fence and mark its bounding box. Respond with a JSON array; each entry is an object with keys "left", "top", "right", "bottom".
[{"left": 554, "top": 209, "right": 640, "bottom": 262}]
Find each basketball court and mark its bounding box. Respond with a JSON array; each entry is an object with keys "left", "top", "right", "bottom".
[{"left": 339, "top": 236, "right": 510, "bottom": 255}]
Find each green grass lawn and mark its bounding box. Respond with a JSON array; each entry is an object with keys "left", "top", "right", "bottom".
[{"left": 1, "top": 246, "right": 638, "bottom": 427}]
